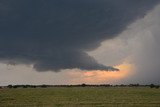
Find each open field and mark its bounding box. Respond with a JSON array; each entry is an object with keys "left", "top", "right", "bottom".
[{"left": 0, "top": 87, "right": 160, "bottom": 107}]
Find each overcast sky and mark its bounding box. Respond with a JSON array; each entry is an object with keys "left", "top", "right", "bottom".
[{"left": 0, "top": 0, "right": 160, "bottom": 85}]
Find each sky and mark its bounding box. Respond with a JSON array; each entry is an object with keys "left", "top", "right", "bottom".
[{"left": 0, "top": 0, "right": 160, "bottom": 85}]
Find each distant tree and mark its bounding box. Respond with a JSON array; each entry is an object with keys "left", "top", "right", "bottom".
[
  {"left": 23, "top": 85, "right": 28, "bottom": 88},
  {"left": 7, "top": 85, "right": 13, "bottom": 88},
  {"left": 129, "top": 84, "right": 140, "bottom": 87},
  {"left": 104, "top": 84, "right": 111, "bottom": 87},
  {"left": 81, "top": 83, "right": 86, "bottom": 87},
  {"left": 32, "top": 85, "right": 36, "bottom": 88},
  {"left": 120, "top": 84, "right": 125, "bottom": 87},
  {"left": 150, "top": 84, "right": 155, "bottom": 88},
  {"left": 155, "top": 85, "right": 159, "bottom": 89},
  {"left": 13, "top": 85, "right": 18, "bottom": 88},
  {"left": 41, "top": 84, "right": 47, "bottom": 88},
  {"left": 136, "top": 84, "right": 140, "bottom": 87}
]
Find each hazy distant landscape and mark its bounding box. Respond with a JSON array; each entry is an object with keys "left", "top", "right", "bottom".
[
  {"left": 0, "top": 85, "right": 160, "bottom": 107},
  {"left": 1, "top": 0, "right": 160, "bottom": 107}
]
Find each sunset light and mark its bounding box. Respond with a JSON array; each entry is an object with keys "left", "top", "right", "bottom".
[{"left": 68, "top": 63, "right": 133, "bottom": 84}]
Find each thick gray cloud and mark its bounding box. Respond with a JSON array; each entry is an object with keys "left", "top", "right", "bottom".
[{"left": 0, "top": 0, "right": 159, "bottom": 71}]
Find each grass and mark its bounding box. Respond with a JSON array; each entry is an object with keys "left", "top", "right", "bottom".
[{"left": 0, "top": 87, "right": 160, "bottom": 107}]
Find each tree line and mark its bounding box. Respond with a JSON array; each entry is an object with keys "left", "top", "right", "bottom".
[{"left": 0, "top": 84, "right": 159, "bottom": 89}]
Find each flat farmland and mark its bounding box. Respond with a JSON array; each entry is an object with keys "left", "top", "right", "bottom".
[{"left": 0, "top": 87, "right": 160, "bottom": 107}]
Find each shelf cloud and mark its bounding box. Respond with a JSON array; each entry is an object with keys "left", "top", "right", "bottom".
[{"left": 0, "top": 0, "right": 159, "bottom": 72}]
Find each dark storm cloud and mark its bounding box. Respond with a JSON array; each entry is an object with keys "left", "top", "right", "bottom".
[{"left": 0, "top": 0, "right": 159, "bottom": 71}]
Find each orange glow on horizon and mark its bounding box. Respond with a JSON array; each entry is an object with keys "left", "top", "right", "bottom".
[{"left": 68, "top": 63, "right": 133, "bottom": 84}]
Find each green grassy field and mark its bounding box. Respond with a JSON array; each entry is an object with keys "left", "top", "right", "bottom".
[{"left": 0, "top": 87, "right": 160, "bottom": 107}]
